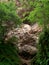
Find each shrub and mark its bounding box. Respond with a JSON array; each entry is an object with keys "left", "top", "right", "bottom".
[
  {"left": 0, "top": 1, "right": 21, "bottom": 65},
  {"left": 31, "top": 27, "right": 49, "bottom": 65},
  {"left": 0, "top": 1, "right": 21, "bottom": 44},
  {"left": 28, "top": 1, "right": 49, "bottom": 25},
  {"left": 37, "top": 27, "right": 49, "bottom": 65}
]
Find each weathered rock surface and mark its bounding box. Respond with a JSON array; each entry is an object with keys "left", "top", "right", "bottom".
[
  {"left": 5, "top": 23, "right": 42, "bottom": 60},
  {"left": 5, "top": 23, "right": 42, "bottom": 65}
]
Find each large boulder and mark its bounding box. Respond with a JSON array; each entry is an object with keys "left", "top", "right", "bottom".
[{"left": 5, "top": 23, "right": 42, "bottom": 59}]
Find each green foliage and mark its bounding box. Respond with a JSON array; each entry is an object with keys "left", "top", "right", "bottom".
[
  {"left": 0, "top": 0, "right": 49, "bottom": 65},
  {"left": 0, "top": 44, "right": 21, "bottom": 65},
  {"left": 27, "top": 1, "right": 49, "bottom": 65},
  {"left": 37, "top": 27, "right": 49, "bottom": 65},
  {"left": 0, "top": 1, "right": 21, "bottom": 26},
  {"left": 0, "top": 1, "right": 21, "bottom": 65},
  {"left": 28, "top": 0, "right": 49, "bottom": 25},
  {"left": 0, "top": 1, "right": 21, "bottom": 44},
  {"left": 31, "top": 27, "right": 49, "bottom": 65}
]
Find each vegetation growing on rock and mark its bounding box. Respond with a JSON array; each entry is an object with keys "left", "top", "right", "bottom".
[{"left": 0, "top": 0, "right": 49, "bottom": 65}]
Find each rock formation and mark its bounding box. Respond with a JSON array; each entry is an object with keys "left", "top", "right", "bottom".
[{"left": 5, "top": 23, "right": 42, "bottom": 65}]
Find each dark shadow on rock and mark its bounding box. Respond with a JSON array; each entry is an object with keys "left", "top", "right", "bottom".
[{"left": 18, "top": 51, "right": 36, "bottom": 60}]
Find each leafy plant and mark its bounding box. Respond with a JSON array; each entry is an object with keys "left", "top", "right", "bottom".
[
  {"left": 28, "top": 0, "right": 49, "bottom": 26},
  {"left": 0, "top": 1, "right": 21, "bottom": 44},
  {"left": 31, "top": 27, "right": 49, "bottom": 65},
  {"left": 0, "top": 43, "right": 21, "bottom": 65},
  {"left": 37, "top": 27, "right": 49, "bottom": 65},
  {"left": 30, "top": 1, "right": 49, "bottom": 65},
  {"left": 0, "top": 1, "right": 21, "bottom": 65}
]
